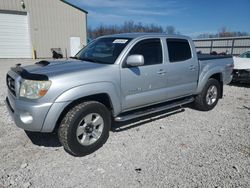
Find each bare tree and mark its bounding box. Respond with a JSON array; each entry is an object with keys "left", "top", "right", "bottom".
[
  {"left": 196, "top": 27, "right": 249, "bottom": 39},
  {"left": 88, "top": 20, "right": 177, "bottom": 39},
  {"left": 219, "top": 27, "right": 233, "bottom": 37},
  {"left": 165, "top": 26, "right": 175, "bottom": 34}
]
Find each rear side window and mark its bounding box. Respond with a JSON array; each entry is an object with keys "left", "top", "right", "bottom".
[
  {"left": 129, "top": 39, "right": 163, "bottom": 66},
  {"left": 167, "top": 39, "right": 192, "bottom": 62}
]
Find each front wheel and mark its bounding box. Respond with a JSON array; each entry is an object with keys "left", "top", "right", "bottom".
[
  {"left": 58, "top": 101, "right": 111, "bottom": 156},
  {"left": 193, "top": 78, "right": 221, "bottom": 111}
]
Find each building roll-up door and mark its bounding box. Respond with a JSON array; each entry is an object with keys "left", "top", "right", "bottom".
[{"left": 0, "top": 12, "right": 32, "bottom": 58}]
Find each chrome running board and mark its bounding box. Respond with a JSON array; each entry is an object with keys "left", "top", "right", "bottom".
[{"left": 115, "top": 97, "right": 194, "bottom": 122}]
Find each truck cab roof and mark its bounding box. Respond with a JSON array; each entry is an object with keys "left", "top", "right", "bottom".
[{"left": 101, "top": 32, "right": 191, "bottom": 40}]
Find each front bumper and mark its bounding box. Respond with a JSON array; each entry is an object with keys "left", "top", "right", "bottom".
[
  {"left": 5, "top": 92, "right": 52, "bottom": 132},
  {"left": 5, "top": 69, "right": 72, "bottom": 133}
]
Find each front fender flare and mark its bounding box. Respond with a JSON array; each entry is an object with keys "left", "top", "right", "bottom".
[
  {"left": 41, "top": 82, "right": 121, "bottom": 132},
  {"left": 54, "top": 82, "right": 121, "bottom": 116}
]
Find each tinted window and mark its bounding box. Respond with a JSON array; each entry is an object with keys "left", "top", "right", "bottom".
[
  {"left": 129, "top": 39, "right": 163, "bottom": 66},
  {"left": 167, "top": 39, "right": 192, "bottom": 62}
]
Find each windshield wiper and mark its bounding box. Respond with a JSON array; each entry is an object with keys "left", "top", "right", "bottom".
[
  {"left": 74, "top": 57, "right": 110, "bottom": 64},
  {"left": 69, "top": 56, "right": 79, "bottom": 60},
  {"left": 80, "top": 57, "right": 98, "bottom": 63},
  {"left": 70, "top": 56, "right": 97, "bottom": 63}
]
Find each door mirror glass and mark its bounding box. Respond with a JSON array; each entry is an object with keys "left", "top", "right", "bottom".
[{"left": 126, "top": 55, "right": 144, "bottom": 67}]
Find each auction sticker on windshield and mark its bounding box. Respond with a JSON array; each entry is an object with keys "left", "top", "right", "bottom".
[{"left": 113, "top": 39, "right": 128, "bottom": 44}]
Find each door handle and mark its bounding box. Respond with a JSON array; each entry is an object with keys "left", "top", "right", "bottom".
[
  {"left": 189, "top": 65, "right": 196, "bottom": 70},
  {"left": 157, "top": 69, "right": 166, "bottom": 75}
]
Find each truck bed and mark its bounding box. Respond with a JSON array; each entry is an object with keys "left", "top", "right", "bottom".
[
  {"left": 197, "top": 54, "right": 234, "bottom": 86},
  {"left": 197, "top": 54, "right": 232, "bottom": 61}
]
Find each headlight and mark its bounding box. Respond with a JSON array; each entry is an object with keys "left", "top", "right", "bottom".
[{"left": 20, "top": 80, "right": 52, "bottom": 99}]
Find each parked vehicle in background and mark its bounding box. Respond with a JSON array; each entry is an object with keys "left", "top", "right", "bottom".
[
  {"left": 232, "top": 50, "right": 250, "bottom": 83},
  {"left": 5, "top": 33, "right": 234, "bottom": 156}
]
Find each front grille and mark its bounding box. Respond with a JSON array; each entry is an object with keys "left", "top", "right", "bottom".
[{"left": 6, "top": 74, "right": 16, "bottom": 96}]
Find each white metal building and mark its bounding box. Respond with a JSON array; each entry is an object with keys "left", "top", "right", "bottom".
[{"left": 0, "top": 0, "right": 88, "bottom": 58}]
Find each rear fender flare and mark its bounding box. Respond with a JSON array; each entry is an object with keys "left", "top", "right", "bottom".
[{"left": 197, "top": 67, "right": 224, "bottom": 94}]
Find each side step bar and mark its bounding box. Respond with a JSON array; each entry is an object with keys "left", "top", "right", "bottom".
[{"left": 115, "top": 97, "right": 194, "bottom": 122}]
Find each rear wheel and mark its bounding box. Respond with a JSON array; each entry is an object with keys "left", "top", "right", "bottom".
[
  {"left": 193, "top": 78, "right": 221, "bottom": 111},
  {"left": 58, "top": 101, "right": 111, "bottom": 156}
]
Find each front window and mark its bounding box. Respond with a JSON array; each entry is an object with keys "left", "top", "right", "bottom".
[
  {"left": 75, "top": 37, "right": 131, "bottom": 64},
  {"left": 128, "top": 38, "right": 163, "bottom": 66}
]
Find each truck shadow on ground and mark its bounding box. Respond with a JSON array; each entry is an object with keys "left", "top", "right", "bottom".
[
  {"left": 25, "top": 131, "right": 61, "bottom": 147},
  {"left": 229, "top": 82, "right": 250, "bottom": 88}
]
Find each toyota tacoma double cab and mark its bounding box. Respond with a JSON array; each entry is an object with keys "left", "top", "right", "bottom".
[{"left": 6, "top": 33, "right": 234, "bottom": 156}]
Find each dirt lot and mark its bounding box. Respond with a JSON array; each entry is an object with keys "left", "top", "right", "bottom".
[{"left": 0, "top": 59, "right": 249, "bottom": 188}]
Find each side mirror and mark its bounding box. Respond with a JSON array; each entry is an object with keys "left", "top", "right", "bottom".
[{"left": 126, "top": 55, "right": 144, "bottom": 67}]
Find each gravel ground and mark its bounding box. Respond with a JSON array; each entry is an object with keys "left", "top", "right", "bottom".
[{"left": 0, "top": 59, "right": 249, "bottom": 188}]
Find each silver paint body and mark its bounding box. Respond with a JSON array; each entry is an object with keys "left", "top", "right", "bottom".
[{"left": 6, "top": 33, "right": 234, "bottom": 132}]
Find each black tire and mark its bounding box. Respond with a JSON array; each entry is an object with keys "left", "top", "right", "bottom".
[
  {"left": 193, "top": 78, "right": 221, "bottom": 111},
  {"left": 58, "top": 101, "right": 111, "bottom": 156}
]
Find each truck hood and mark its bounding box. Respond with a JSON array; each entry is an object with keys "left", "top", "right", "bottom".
[{"left": 23, "top": 59, "right": 107, "bottom": 77}]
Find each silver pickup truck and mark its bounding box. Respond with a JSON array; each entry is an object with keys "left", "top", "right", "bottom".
[{"left": 6, "top": 33, "right": 234, "bottom": 156}]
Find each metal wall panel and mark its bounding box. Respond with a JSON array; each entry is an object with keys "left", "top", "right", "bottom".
[
  {"left": 196, "top": 48, "right": 210, "bottom": 54},
  {"left": 0, "top": 0, "right": 23, "bottom": 11},
  {"left": 213, "top": 40, "right": 233, "bottom": 47},
  {"left": 0, "top": 13, "right": 32, "bottom": 58},
  {"left": 0, "top": 0, "right": 87, "bottom": 58},
  {"left": 194, "top": 41, "right": 211, "bottom": 47},
  {"left": 234, "top": 39, "right": 250, "bottom": 46},
  {"left": 194, "top": 36, "right": 250, "bottom": 55}
]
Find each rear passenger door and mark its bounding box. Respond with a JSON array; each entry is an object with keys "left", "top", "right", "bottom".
[
  {"left": 165, "top": 38, "right": 199, "bottom": 99},
  {"left": 121, "top": 38, "right": 168, "bottom": 110}
]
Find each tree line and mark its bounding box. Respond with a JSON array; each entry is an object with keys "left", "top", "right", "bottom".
[
  {"left": 88, "top": 20, "right": 178, "bottom": 39},
  {"left": 88, "top": 21, "right": 249, "bottom": 39},
  {"left": 196, "top": 27, "right": 249, "bottom": 38}
]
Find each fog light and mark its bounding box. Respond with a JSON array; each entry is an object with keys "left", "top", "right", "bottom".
[{"left": 20, "top": 113, "right": 33, "bottom": 124}]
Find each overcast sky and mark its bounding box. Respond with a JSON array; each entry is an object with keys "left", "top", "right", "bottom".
[{"left": 66, "top": 0, "right": 250, "bottom": 37}]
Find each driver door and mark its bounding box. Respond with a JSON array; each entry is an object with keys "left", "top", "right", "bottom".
[{"left": 120, "top": 38, "right": 168, "bottom": 111}]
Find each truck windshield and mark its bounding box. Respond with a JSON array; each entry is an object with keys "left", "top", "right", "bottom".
[{"left": 75, "top": 37, "right": 131, "bottom": 64}]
